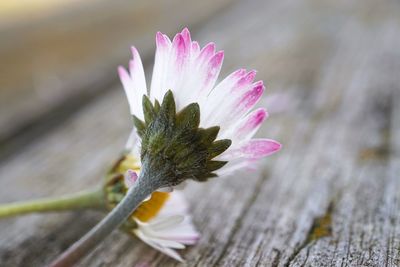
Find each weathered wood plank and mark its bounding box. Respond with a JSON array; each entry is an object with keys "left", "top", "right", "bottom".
[
  {"left": 1, "top": 0, "right": 400, "bottom": 266},
  {"left": 0, "top": 0, "right": 233, "bottom": 160}
]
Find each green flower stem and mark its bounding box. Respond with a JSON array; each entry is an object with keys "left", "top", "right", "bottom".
[
  {"left": 48, "top": 161, "right": 163, "bottom": 267},
  {"left": 0, "top": 188, "right": 105, "bottom": 218}
]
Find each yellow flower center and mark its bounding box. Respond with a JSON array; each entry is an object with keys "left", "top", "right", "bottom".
[{"left": 133, "top": 191, "right": 170, "bottom": 222}]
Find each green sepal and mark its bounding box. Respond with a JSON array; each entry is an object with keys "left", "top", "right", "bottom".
[
  {"left": 208, "top": 139, "right": 232, "bottom": 159},
  {"left": 206, "top": 160, "right": 228, "bottom": 172},
  {"left": 143, "top": 95, "right": 156, "bottom": 124},
  {"left": 133, "top": 115, "right": 146, "bottom": 136},
  {"left": 160, "top": 90, "right": 176, "bottom": 124},
  {"left": 154, "top": 100, "right": 161, "bottom": 113},
  {"left": 133, "top": 90, "right": 232, "bottom": 185},
  {"left": 199, "top": 126, "right": 220, "bottom": 145},
  {"left": 176, "top": 103, "right": 200, "bottom": 129}
]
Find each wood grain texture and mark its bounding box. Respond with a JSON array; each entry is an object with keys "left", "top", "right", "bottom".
[
  {"left": 1, "top": 0, "right": 400, "bottom": 266},
  {"left": 0, "top": 0, "right": 233, "bottom": 160}
]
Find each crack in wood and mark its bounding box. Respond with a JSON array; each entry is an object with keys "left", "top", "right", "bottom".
[
  {"left": 270, "top": 248, "right": 281, "bottom": 267},
  {"left": 284, "top": 202, "right": 334, "bottom": 267}
]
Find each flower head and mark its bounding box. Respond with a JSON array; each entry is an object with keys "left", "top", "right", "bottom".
[{"left": 119, "top": 28, "right": 281, "bottom": 182}]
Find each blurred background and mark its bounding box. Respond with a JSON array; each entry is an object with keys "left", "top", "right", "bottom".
[{"left": 1, "top": 0, "right": 400, "bottom": 266}]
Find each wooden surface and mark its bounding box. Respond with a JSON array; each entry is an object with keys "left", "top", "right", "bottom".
[{"left": 1, "top": 0, "right": 400, "bottom": 266}]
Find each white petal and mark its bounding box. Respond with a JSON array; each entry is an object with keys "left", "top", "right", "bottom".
[
  {"left": 118, "top": 66, "right": 135, "bottom": 113},
  {"left": 150, "top": 237, "right": 186, "bottom": 249},
  {"left": 134, "top": 230, "right": 185, "bottom": 262},
  {"left": 124, "top": 127, "right": 139, "bottom": 151},
  {"left": 156, "top": 191, "right": 189, "bottom": 216},
  {"left": 150, "top": 32, "right": 171, "bottom": 103},
  {"left": 153, "top": 218, "right": 200, "bottom": 244},
  {"left": 119, "top": 47, "right": 147, "bottom": 120},
  {"left": 204, "top": 78, "right": 264, "bottom": 130},
  {"left": 149, "top": 215, "right": 184, "bottom": 231},
  {"left": 191, "top": 41, "right": 200, "bottom": 57},
  {"left": 130, "top": 47, "right": 147, "bottom": 97},
  {"left": 216, "top": 159, "right": 255, "bottom": 177},
  {"left": 146, "top": 192, "right": 200, "bottom": 242},
  {"left": 164, "top": 33, "right": 191, "bottom": 108},
  {"left": 157, "top": 186, "right": 173, "bottom": 193},
  {"left": 220, "top": 108, "right": 268, "bottom": 145},
  {"left": 219, "top": 139, "right": 281, "bottom": 161},
  {"left": 199, "top": 69, "right": 248, "bottom": 127},
  {"left": 159, "top": 247, "right": 185, "bottom": 262}
]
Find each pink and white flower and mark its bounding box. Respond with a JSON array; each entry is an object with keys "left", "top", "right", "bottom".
[
  {"left": 119, "top": 28, "right": 281, "bottom": 261},
  {"left": 119, "top": 27, "right": 281, "bottom": 177}
]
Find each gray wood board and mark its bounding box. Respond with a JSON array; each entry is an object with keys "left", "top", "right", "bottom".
[{"left": 0, "top": 0, "right": 400, "bottom": 266}]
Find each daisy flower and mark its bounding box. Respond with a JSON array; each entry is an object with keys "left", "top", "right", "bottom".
[
  {"left": 113, "top": 28, "right": 281, "bottom": 261},
  {"left": 119, "top": 27, "right": 281, "bottom": 179}
]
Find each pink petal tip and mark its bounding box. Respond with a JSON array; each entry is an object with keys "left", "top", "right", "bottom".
[
  {"left": 242, "top": 139, "right": 282, "bottom": 158},
  {"left": 156, "top": 31, "right": 168, "bottom": 48},
  {"left": 118, "top": 66, "right": 130, "bottom": 80},
  {"left": 241, "top": 108, "right": 269, "bottom": 131},
  {"left": 198, "top": 42, "right": 216, "bottom": 61},
  {"left": 237, "top": 70, "right": 257, "bottom": 86},
  {"left": 181, "top": 27, "right": 191, "bottom": 46},
  {"left": 239, "top": 82, "right": 265, "bottom": 108},
  {"left": 130, "top": 46, "right": 139, "bottom": 57}
]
